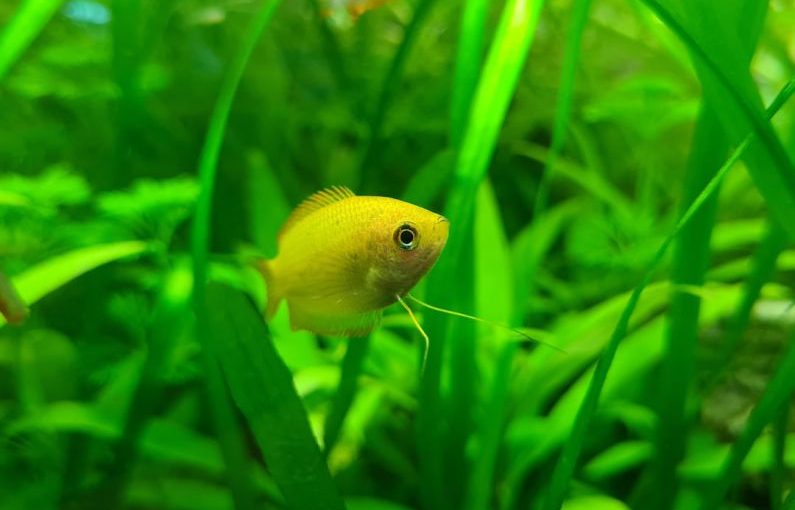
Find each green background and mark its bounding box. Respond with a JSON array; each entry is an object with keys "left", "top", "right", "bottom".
[{"left": 1, "top": 0, "right": 794, "bottom": 509}]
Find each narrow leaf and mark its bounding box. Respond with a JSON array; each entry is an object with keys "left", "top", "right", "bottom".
[
  {"left": 206, "top": 283, "right": 346, "bottom": 510},
  {"left": 0, "top": 0, "right": 64, "bottom": 81},
  {"left": 0, "top": 241, "right": 147, "bottom": 328}
]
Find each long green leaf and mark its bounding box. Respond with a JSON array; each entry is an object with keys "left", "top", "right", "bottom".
[
  {"left": 652, "top": 14, "right": 768, "bottom": 501},
  {"left": 476, "top": 6, "right": 592, "bottom": 493},
  {"left": 651, "top": 110, "right": 729, "bottom": 510},
  {"left": 450, "top": 0, "right": 491, "bottom": 148},
  {"left": 541, "top": 79, "right": 795, "bottom": 510},
  {"left": 0, "top": 0, "right": 64, "bottom": 81},
  {"left": 418, "top": 1, "right": 546, "bottom": 508},
  {"left": 464, "top": 179, "right": 513, "bottom": 510},
  {"left": 190, "top": 2, "right": 283, "bottom": 508},
  {"left": 639, "top": 0, "right": 795, "bottom": 240},
  {"left": 0, "top": 241, "right": 147, "bottom": 328},
  {"left": 206, "top": 283, "right": 346, "bottom": 510}
]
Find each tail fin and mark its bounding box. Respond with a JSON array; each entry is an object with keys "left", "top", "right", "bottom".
[{"left": 255, "top": 259, "right": 282, "bottom": 319}]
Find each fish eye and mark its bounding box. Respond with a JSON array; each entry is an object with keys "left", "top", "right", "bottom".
[{"left": 395, "top": 224, "right": 418, "bottom": 250}]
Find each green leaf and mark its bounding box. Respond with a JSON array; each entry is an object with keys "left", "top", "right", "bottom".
[
  {"left": 206, "top": 283, "right": 345, "bottom": 510},
  {"left": 540, "top": 79, "right": 795, "bottom": 510},
  {"left": 0, "top": 241, "right": 148, "bottom": 328},
  {"left": 562, "top": 496, "right": 630, "bottom": 510},
  {"left": 189, "top": 2, "right": 283, "bottom": 508},
  {"left": 652, "top": 102, "right": 726, "bottom": 510},
  {"left": 639, "top": 0, "right": 795, "bottom": 240},
  {"left": 0, "top": 0, "right": 64, "bottom": 81},
  {"left": 450, "top": 0, "right": 490, "bottom": 148},
  {"left": 464, "top": 179, "right": 513, "bottom": 510},
  {"left": 474, "top": 179, "right": 513, "bottom": 333},
  {"left": 583, "top": 441, "right": 653, "bottom": 481},
  {"left": 0, "top": 190, "right": 31, "bottom": 208},
  {"left": 418, "top": 1, "right": 547, "bottom": 507}
]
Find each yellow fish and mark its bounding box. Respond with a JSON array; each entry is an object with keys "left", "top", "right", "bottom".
[{"left": 259, "top": 186, "right": 449, "bottom": 337}]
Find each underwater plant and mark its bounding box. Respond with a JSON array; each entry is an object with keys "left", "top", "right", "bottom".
[{"left": 1, "top": 0, "right": 794, "bottom": 509}]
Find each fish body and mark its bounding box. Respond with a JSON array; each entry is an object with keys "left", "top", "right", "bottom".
[{"left": 260, "top": 186, "right": 448, "bottom": 336}]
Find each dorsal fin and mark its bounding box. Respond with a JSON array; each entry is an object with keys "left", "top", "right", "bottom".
[{"left": 279, "top": 186, "right": 355, "bottom": 238}]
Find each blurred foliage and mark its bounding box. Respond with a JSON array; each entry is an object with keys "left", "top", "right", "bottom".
[{"left": 1, "top": 0, "right": 795, "bottom": 509}]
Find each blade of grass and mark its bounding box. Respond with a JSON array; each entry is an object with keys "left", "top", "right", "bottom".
[
  {"left": 450, "top": 0, "right": 491, "bottom": 149},
  {"left": 651, "top": 104, "right": 729, "bottom": 510},
  {"left": 0, "top": 0, "right": 64, "bottom": 81},
  {"left": 473, "top": 180, "right": 513, "bottom": 351},
  {"left": 206, "top": 283, "right": 345, "bottom": 510},
  {"left": 464, "top": 180, "right": 513, "bottom": 510},
  {"left": 467, "top": 3, "right": 593, "bottom": 497},
  {"left": 418, "top": 0, "right": 543, "bottom": 508},
  {"left": 417, "top": 1, "right": 547, "bottom": 508},
  {"left": 474, "top": 10, "right": 595, "bottom": 492},
  {"left": 358, "top": 0, "right": 438, "bottom": 193},
  {"left": 638, "top": 0, "right": 795, "bottom": 240},
  {"left": 190, "top": 2, "right": 282, "bottom": 508},
  {"left": 700, "top": 329, "right": 795, "bottom": 510},
  {"left": 0, "top": 241, "right": 148, "bottom": 328},
  {"left": 540, "top": 80, "right": 795, "bottom": 510},
  {"left": 323, "top": 336, "right": 371, "bottom": 455},
  {"left": 648, "top": 7, "right": 787, "bottom": 498}
]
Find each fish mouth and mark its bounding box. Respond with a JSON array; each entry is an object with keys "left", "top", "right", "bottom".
[{"left": 436, "top": 215, "right": 448, "bottom": 224}]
